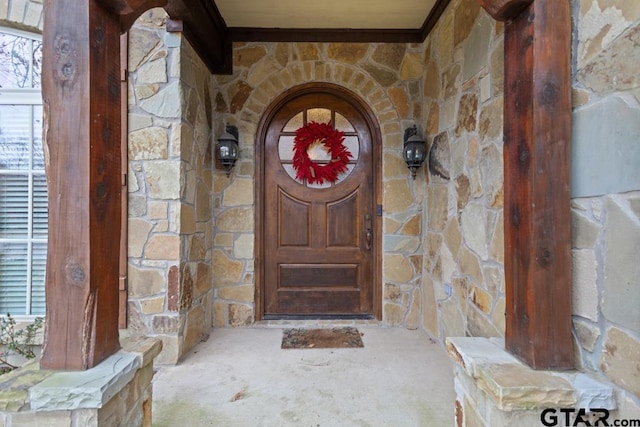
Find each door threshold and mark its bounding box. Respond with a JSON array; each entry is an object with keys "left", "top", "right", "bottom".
[
  {"left": 254, "top": 315, "right": 381, "bottom": 329},
  {"left": 262, "top": 314, "right": 375, "bottom": 321}
]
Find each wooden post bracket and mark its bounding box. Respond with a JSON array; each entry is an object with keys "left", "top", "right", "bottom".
[{"left": 478, "top": 0, "right": 534, "bottom": 21}]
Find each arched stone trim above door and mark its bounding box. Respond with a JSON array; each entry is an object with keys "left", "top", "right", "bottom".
[
  {"left": 237, "top": 61, "right": 402, "bottom": 140},
  {"left": 212, "top": 54, "right": 428, "bottom": 328}
]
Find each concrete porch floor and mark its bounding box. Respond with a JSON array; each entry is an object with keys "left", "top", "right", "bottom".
[{"left": 152, "top": 325, "right": 455, "bottom": 426}]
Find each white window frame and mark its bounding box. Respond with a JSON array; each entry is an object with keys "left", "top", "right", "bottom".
[{"left": 0, "top": 26, "right": 44, "bottom": 321}]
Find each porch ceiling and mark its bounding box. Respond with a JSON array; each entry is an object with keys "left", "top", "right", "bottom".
[
  {"left": 160, "top": 0, "right": 452, "bottom": 74},
  {"left": 215, "top": 0, "right": 438, "bottom": 30}
]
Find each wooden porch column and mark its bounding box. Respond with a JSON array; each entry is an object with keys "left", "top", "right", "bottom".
[
  {"left": 479, "top": 0, "right": 574, "bottom": 369},
  {"left": 40, "top": 0, "right": 224, "bottom": 370},
  {"left": 41, "top": 0, "right": 122, "bottom": 370}
]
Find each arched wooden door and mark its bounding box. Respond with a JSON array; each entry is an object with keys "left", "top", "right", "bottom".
[{"left": 257, "top": 84, "right": 381, "bottom": 319}]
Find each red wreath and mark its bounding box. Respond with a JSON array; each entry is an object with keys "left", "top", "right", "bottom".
[{"left": 292, "top": 121, "right": 352, "bottom": 185}]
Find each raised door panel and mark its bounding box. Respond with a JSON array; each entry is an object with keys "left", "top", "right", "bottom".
[
  {"left": 279, "top": 264, "right": 359, "bottom": 288},
  {"left": 277, "top": 290, "right": 360, "bottom": 313},
  {"left": 278, "top": 190, "right": 310, "bottom": 247},
  {"left": 327, "top": 191, "right": 359, "bottom": 248}
]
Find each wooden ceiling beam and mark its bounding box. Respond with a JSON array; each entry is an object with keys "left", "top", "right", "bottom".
[
  {"left": 420, "top": 0, "right": 452, "bottom": 41},
  {"left": 96, "top": 0, "right": 167, "bottom": 32},
  {"left": 97, "top": 0, "right": 233, "bottom": 74},
  {"left": 97, "top": 0, "right": 164, "bottom": 14},
  {"left": 163, "top": 0, "right": 232, "bottom": 74},
  {"left": 229, "top": 28, "right": 423, "bottom": 43},
  {"left": 477, "top": 0, "right": 534, "bottom": 21}
]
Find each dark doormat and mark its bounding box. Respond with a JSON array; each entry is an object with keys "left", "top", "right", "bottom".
[{"left": 281, "top": 327, "right": 364, "bottom": 349}]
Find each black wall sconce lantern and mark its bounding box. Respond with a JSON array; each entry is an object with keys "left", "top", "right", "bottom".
[
  {"left": 403, "top": 125, "right": 427, "bottom": 180},
  {"left": 216, "top": 124, "right": 239, "bottom": 177}
]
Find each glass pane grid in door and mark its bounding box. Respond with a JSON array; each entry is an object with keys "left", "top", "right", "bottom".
[{"left": 278, "top": 109, "right": 360, "bottom": 187}]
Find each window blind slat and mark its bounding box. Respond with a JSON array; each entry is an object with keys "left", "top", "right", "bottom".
[
  {"left": 30, "top": 242, "right": 46, "bottom": 315},
  {"left": 0, "top": 105, "right": 31, "bottom": 170},
  {"left": 0, "top": 174, "right": 28, "bottom": 238},
  {"left": 0, "top": 242, "right": 28, "bottom": 315},
  {"left": 32, "top": 174, "right": 47, "bottom": 238},
  {"left": 32, "top": 105, "right": 43, "bottom": 168}
]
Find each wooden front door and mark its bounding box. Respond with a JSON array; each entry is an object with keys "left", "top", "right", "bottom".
[{"left": 261, "top": 86, "right": 378, "bottom": 318}]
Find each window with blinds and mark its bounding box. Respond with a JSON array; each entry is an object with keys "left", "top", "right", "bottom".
[{"left": 0, "top": 28, "right": 45, "bottom": 316}]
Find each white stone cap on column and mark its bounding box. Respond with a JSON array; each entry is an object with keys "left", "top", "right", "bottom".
[
  {"left": 29, "top": 351, "right": 140, "bottom": 411},
  {"left": 567, "top": 373, "right": 616, "bottom": 411},
  {"left": 446, "top": 337, "right": 617, "bottom": 412},
  {"left": 446, "top": 336, "right": 519, "bottom": 377}
]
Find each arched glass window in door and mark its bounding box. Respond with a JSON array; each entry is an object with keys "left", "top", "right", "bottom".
[{"left": 277, "top": 108, "right": 360, "bottom": 189}]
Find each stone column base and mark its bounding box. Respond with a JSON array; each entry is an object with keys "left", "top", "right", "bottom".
[
  {"left": 0, "top": 337, "right": 161, "bottom": 426},
  {"left": 446, "top": 337, "right": 617, "bottom": 427}
]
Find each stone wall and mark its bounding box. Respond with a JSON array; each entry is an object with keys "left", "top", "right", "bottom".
[
  {"left": 421, "top": 0, "right": 506, "bottom": 341},
  {"left": 124, "top": 9, "right": 214, "bottom": 364},
  {"left": 571, "top": 0, "right": 640, "bottom": 414},
  {"left": 0, "top": 0, "right": 42, "bottom": 31},
  {"left": 211, "top": 41, "right": 428, "bottom": 327},
  {"left": 177, "top": 21, "right": 216, "bottom": 362}
]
